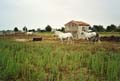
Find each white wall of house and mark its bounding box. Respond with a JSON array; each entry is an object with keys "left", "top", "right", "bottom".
[{"left": 65, "top": 26, "right": 78, "bottom": 32}]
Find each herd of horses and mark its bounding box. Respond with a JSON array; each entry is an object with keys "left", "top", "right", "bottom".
[
  {"left": 53, "top": 29, "right": 100, "bottom": 44},
  {"left": 13, "top": 30, "right": 120, "bottom": 43},
  {"left": 12, "top": 30, "right": 100, "bottom": 43}
]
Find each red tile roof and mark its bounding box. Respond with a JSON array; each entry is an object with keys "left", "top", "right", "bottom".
[{"left": 65, "top": 20, "right": 90, "bottom": 26}]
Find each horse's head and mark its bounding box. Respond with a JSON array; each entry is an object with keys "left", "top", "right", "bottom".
[
  {"left": 52, "top": 29, "right": 62, "bottom": 37},
  {"left": 52, "top": 29, "right": 57, "bottom": 37}
]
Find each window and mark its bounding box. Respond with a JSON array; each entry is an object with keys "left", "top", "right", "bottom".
[{"left": 82, "top": 27, "right": 85, "bottom": 31}]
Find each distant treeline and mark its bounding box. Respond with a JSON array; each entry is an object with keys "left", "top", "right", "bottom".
[
  {"left": 1, "top": 24, "right": 120, "bottom": 32},
  {"left": 90, "top": 24, "right": 120, "bottom": 32},
  {"left": 0, "top": 25, "right": 64, "bottom": 33}
]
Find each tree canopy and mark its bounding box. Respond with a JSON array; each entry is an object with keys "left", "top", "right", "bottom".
[
  {"left": 37, "top": 28, "right": 41, "bottom": 32},
  {"left": 23, "top": 26, "right": 27, "bottom": 32},
  {"left": 45, "top": 25, "right": 52, "bottom": 32},
  {"left": 92, "top": 25, "right": 105, "bottom": 32},
  {"left": 14, "top": 27, "right": 19, "bottom": 32},
  {"left": 106, "top": 24, "right": 117, "bottom": 32}
]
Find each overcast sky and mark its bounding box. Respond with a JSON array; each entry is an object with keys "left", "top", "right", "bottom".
[{"left": 0, "top": 0, "right": 120, "bottom": 30}]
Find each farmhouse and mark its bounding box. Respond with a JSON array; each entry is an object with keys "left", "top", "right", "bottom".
[{"left": 65, "top": 20, "right": 90, "bottom": 39}]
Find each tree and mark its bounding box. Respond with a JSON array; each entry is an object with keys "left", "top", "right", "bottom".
[
  {"left": 106, "top": 24, "right": 117, "bottom": 32},
  {"left": 92, "top": 25, "right": 105, "bottom": 32},
  {"left": 14, "top": 27, "right": 19, "bottom": 32},
  {"left": 28, "top": 29, "right": 35, "bottom": 32},
  {"left": 23, "top": 26, "right": 27, "bottom": 32},
  {"left": 116, "top": 25, "right": 120, "bottom": 32},
  {"left": 45, "top": 25, "right": 52, "bottom": 32},
  {"left": 37, "top": 28, "right": 41, "bottom": 32},
  {"left": 61, "top": 27, "right": 65, "bottom": 32},
  {"left": 41, "top": 30, "right": 46, "bottom": 32}
]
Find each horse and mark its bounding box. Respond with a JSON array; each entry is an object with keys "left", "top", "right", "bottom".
[
  {"left": 53, "top": 30, "right": 73, "bottom": 44},
  {"left": 82, "top": 30, "right": 100, "bottom": 43},
  {"left": 26, "top": 32, "right": 33, "bottom": 35}
]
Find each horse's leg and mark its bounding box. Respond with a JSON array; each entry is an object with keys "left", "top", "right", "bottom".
[
  {"left": 67, "top": 37, "right": 70, "bottom": 44},
  {"left": 86, "top": 37, "right": 89, "bottom": 41},
  {"left": 88, "top": 38, "right": 92, "bottom": 44},
  {"left": 98, "top": 39, "right": 101, "bottom": 43},
  {"left": 60, "top": 38, "right": 63, "bottom": 44},
  {"left": 89, "top": 37, "right": 95, "bottom": 44},
  {"left": 97, "top": 36, "right": 101, "bottom": 43},
  {"left": 70, "top": 37, "right": 72, "bottom": 44},
  {"left": 70, "top": 36, "right": 73, "bottom": 44}
]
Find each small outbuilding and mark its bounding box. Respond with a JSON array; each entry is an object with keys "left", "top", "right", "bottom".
[{"left": 65, "top": 20, "right": 90, "bottom": 39}]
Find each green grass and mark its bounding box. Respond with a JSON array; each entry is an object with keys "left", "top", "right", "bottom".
[
  {"left": 99, "top": 32, "right": 120, "bottom": 37},
  {"left": 0, "top": 39, "right": 120, "bottom": 81}
]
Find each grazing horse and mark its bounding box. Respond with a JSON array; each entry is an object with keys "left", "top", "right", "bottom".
[
  {"left": 82, "top": 30, "right": 100, "bottom": 43},
  {"left": 53, "top": 30, "right": 73, "bottom": 44}
]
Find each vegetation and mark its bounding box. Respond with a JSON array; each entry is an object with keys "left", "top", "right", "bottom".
[
  {"left": 14, "top": 27, "right": 19, "bottom": 32},
  {"left": 45, "top": 25, "right": 52, "bottom": 32},
  {"left": 23, "top": 26, "right": 28, "bottom": 32},
  {"left": 28, "top": 29, "right": 36, "bottom": 32},
  {"left": 0, "top": 39, "right": 120, "bottom": 81},
  {"left": 90, "top": 24, "right": 120, "bottom": 32},
  {"left": 2, "top": 24, "right": 120, "bottom": 33},
  {"left": 106, "top": 24, "right": 117, "bottom": 32},
  {"left": 37, "top": 28, "right": 41, "bottom": 32},
  {"left": 92, "top": 25, "right": 105, "bottom": 32},
  {"left": 99, "top": 32, "right": 120, "bottom": 37}
]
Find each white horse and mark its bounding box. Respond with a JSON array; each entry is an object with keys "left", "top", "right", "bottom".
[
  {"left": 53, "top": 30, "right": 73, "bottom": 44},
  {"left": 26, "top": 32, "right": 33, "bottom": 35},
  {"left": 82, "top": 30, "right": 100, "bottom": 43}
]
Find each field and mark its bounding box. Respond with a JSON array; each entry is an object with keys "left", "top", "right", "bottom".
[
  {"left": 99, "top": 32, "right": 120, "bottom": 37},
  {"left": 0, "top": 32, "right": 120, "bottom": 81}
]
